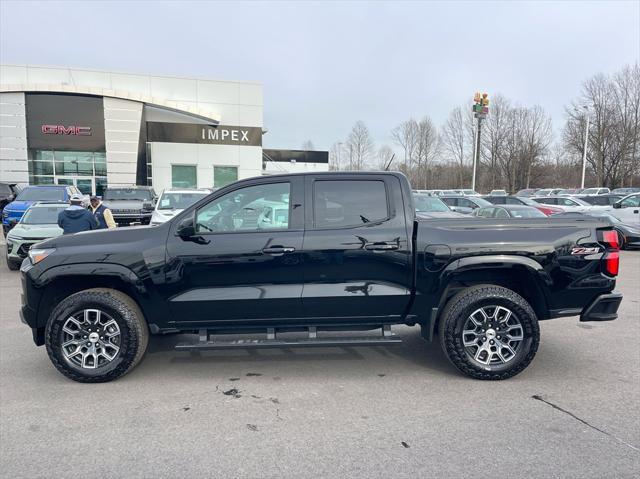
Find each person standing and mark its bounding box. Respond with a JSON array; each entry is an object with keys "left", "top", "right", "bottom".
[
  {"left": 57, "top": 194, "right": 98, "bottom": 235},
  {"left": 89, "top": 195, "right": 116, "bottom": 229}
]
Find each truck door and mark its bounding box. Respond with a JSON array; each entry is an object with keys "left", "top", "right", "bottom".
[
  {"left": 300, "top": 174, "right": 412, "bottom": 321},
  {"left": 164, "top": 177, "right": 305, "bottom": 326}
]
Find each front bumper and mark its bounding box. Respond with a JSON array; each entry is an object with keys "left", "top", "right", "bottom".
[{"left": 580, "top": 292, "right": 622, "bottom": 322}]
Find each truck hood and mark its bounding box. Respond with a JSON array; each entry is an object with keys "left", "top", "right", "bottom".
[
  {"left": 7, "top": 223, "right": 62, "bottom": 239},
  {"left": 3, "top": 200, "right": 34, "bottom": 213}
]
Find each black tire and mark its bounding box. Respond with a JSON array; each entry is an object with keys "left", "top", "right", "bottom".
[
  {"left": 5, "top": 255, "right": 20, "bottom": 270},
  {"left": 438, "top": 284, "right": 540, "bottom": 380},
  {"left": 616, "top": 229, "right": 627, "bottom": 250},
  {"left": 45, "top": 288, "right": 149, "bottom": 383}
]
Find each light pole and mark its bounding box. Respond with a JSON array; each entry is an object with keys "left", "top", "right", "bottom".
[{"left": 579, "top": 105, "right": 591, "bottom": 189}]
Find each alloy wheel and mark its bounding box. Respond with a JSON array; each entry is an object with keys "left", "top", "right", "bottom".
[
  {"left": 60, "top": 309, "right": 121, "bottom": 369},
  {"left": 462, "top": 305, "right": 524, "bottom": 366}
]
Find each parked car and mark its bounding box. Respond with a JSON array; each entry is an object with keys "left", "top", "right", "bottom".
[
  {"left": 531, "top": 196, "right": 593, "bottom": 212},
  {"left": 481, "top": 195, "right": 563, "bottom": 216},
  {"left": 514, "top": 188, "right": 539, "bottom": 197},
  {"left": 577, "top": 194, "right": 623, "bottom": 208},
  {"left": 2, "top": 185, "right": 83, "bottom": 235},
  {"left": 102, "top": 186, "right": 157, "bottom": 226},
  {"left": 581, "top": 187, "right": 610, "bottom": 196},
  {"left": 611, "top": 193, "right": 640, "bottom": 224},
  {"left": 460, "top": 189, "right": 480, "bottom": 196},
  {"left": 557, "top": 188, "right": 583, "bottom": 196},
  {"left": 489, "top": 189, "right": 508, "bottom": 196},
  {"left": 533, "top": 188, "right": 555, "bottom": 197},
  {"left": 439, "top": 195, "right": 492, "bottom": 214},
  {"left": 19, "top": 172, "right": 622, "bottom": 383},
  {"left": 413, "top": 194, "right": 466, "bottom": 218},
  {"left": 473, "top": 205, "right": 547, "bottom": 219},
  {"left": 438, "top": 189, "right": 461, "bottom": 196},
  {"left": 5, "top": 202, "right": 67, "bottom": 270},
  {"left": 611, "top": 187, "right": 640, "bottom": 195},
  {"left": 151, "top": 188, "right": 211, "bottom": 225},
  {"left": 0, "top": 182, "right": 22, "bottom": 215}
]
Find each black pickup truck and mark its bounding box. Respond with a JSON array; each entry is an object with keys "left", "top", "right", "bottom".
[{"left": 19, "top": 172, "right": 622, "bottom": 382}]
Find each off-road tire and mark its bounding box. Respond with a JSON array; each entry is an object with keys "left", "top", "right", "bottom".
[
  {"left": 45, "top": 288, "right": 149, "bottom": 383},
  {"left": 438, "top": 284, "right": 540, "bottom": 380}
]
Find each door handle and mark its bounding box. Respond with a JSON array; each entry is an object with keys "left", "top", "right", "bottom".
[
  {"left": 365, "top": 242, "right": 399, "bottom": 251},
  {"left": 262, "top": 246, "right": 296, "bottom": 255}
]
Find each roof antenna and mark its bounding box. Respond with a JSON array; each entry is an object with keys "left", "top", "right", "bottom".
[{"left": 384, "top": 154, "right": 395, "bottom": 171}]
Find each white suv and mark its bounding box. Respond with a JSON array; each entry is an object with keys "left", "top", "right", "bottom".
[
  {"left": 612, "top": 193, "right": 640, "bottom": 224},
  {"left": 151, "top": 188, "right": 211, "bottom": 225}
]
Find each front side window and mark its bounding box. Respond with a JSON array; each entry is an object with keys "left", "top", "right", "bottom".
[
  {"left": 620, "top": 195, "right": 640, "bottom": 207},
  {"left": 313, "top": 180, "right": 388, "bottom": 228},
  {"left": 172, "top": 165, "right": 197, "bottom": 188},
  {"left": 494, "top": 208, "right": 510, "bottom": 218},
  {"left": 195, "top": 182, "right": 290, "bottom": 233}
]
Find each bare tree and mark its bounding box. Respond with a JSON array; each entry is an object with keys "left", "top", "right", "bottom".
[
  {"left": 414, "top": 117, "right": 440, "bottom": 188},
  {"left": 376, "top": 145, "right": 395, "bottom": 170},
  {"left": 563, "top": 63, "right": 640, "bottom": 187},
  {"left": 328, "top": 142, "right": 345, "bottom": 171},
  {"left": 302, "top": 140, "right": 315, "bottom": 151},
  {"left": 441, "top": 106, "right": 469, "bottom": 188},
  {"left": 391, "top": 119, "right": 419, "bottom": 169},
  {"left": 345, "top": 121, "right": 375, "bottom": 170}
]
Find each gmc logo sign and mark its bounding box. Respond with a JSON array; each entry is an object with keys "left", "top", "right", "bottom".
[{"left": 42, "top": 125, "right": 92, "bottom": 136}]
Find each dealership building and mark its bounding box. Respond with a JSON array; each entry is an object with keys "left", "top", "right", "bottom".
[{"left": 0, "top": 64, "right": 327, "bottom": 195}]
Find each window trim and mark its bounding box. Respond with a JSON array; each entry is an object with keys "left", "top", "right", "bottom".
[
  {"left": 193, "top": 180, "right": 295, "bottom": 236},
  {"left": 309, "top": 178, "right": 392, "bottom": 230}
]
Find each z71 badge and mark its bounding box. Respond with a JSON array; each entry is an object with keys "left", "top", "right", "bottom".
[{"left": 571, "top": 247, "right": 601, "bottom": 255}]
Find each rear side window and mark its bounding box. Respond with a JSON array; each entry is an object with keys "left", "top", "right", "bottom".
[
  {"left": 441, "top": 197, "right": 457, "bottom": 207},
  {"left": 313, "top": 180, "right": 388, "bottom": 228},
  {"left": 505, "top": 197, "right": 521, "bottom": 205}
]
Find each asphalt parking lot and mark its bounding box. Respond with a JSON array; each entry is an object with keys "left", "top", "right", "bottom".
[{"left": 0, "top": 249, "right": 638, "bottom": 478}]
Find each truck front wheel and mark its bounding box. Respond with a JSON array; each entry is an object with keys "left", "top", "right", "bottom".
[
  {"left": 45, "top": 288, "right": 149, "bottom": 383},
  {"left": 438, "top": 285, "right": 540, "bottom": 380}
]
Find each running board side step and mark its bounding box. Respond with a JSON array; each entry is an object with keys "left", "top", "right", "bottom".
[{"left": 174, "top": 325, "right": 402, "bottom": 351}]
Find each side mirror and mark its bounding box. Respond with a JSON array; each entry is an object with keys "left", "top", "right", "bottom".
[
  {"left": 613, "top": 202, "right": 621, "bottom": 209},
  {"left": 176, "top": 217, "right": 195, "bottom": 238}
]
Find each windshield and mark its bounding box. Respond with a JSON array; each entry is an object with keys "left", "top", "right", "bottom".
[
  {"left": 413, "top": 195, "right": 450, "bottom": 212},
  {"left": 158, "top": 192, "right": 209, "bottom": 210},
  {"left": 21, "top": 205, "right": 67, "bottom": 224},
  {"left": 473, "top": 198, "right": 493, "bottom": 207},
  {"left": 16, "top": 187, "right": 65, "bottom": 202},
  {"left": 103, "top": 189, "right": 152, "bottom": 201},
  {"left": 581, "top": 188, "right": 600, "bottom": 195},
  {"left": 509, "top": 208, "right": 546, "bottom": 218}
]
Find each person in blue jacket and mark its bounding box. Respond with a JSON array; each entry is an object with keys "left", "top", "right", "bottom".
[{"left": 57, "top": 194, "right": 98, "bottom": 234}]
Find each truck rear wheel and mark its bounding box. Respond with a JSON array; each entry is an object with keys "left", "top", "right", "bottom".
[
  {"left": 45, "top": 288, "right": 149, "bottom": 383},
  {"left": 438, "top": 285, "right": 539, "bottom": 380}
]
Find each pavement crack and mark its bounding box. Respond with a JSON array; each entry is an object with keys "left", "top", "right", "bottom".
[{"left": 532, "top": 395, "right": 639, "bottom": 452}]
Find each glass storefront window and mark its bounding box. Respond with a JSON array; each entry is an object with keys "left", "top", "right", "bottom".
[
  {"left": 95, "top": 178, "right": 108, "bottom": 197},
  {"left": 29, "top": 176, "right": 55, "bottom": 185},
  {"left": 31, "top": 161, "right": 54, "bottom": 175},
  {"left": 29, "top": 150, "right": 107, "bottom": 195},
  {"left": 172, "top": 165, "right": 197, "bottom": 188},
  {"left": 214, "top": 166, "right": 238, "bottom": 188}
]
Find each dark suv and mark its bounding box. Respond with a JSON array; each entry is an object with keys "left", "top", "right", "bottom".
[
  {"left": 0, "top": 182, "right": 21, "bottom": 214},
  {"left": 101, "top": 186, "right": 157, "bottom": 226}
]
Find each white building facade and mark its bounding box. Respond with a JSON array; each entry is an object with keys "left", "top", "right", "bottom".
[{"left": 0, "top": 65, "right": 270, "bottom": 195}]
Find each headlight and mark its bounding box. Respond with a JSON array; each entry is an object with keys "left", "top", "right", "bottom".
[{"left": 28, "top": 248, "right": 56, "bottom": 265}]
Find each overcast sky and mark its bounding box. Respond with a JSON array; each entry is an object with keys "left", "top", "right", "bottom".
[{"left": 1, "top": 0, "right": 638, "bottom": 152}]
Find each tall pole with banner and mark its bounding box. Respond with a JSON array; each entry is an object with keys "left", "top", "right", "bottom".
[{"left": 471, "top": 92, "right": 489, "bottom": 191}]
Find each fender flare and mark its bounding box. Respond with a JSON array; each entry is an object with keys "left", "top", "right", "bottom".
[{"left": 36, "top": 263, "right": 147, "bottom": 294}]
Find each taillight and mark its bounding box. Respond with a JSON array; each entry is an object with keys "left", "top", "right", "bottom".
[
  {"left": 602, "top": 230, "right": 619, "bottom": 250},
  {"left": 599, "top": 229, "right": 620, "bottom": 277},
  {"left": 604, "top": 251, "right": 619, "bottom": 276}
]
